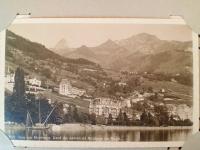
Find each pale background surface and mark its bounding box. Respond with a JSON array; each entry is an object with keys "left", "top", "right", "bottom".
[{"left": 0, "top": 0, "right": 200, "bottom": 150}]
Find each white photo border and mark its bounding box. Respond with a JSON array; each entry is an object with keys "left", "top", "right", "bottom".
[{"left": 0, "top": 17, "right": 199, "bottom": 148}]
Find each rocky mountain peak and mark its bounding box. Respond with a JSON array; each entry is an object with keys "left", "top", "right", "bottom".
[
  {"left": 99, "top": 39, "right": 119, "bottom": 49},
  {"left": 79, "top": 45, "right": 89, "bottom": 49},
  {"left": 131, "top": 33, "right": 160, "bottom": 41},
  {"left": 54, "top": 38, "right": 68, "bottom": 50}
]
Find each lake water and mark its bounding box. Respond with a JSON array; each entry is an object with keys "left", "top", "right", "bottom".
[{"left": 5, "top": 125, "right": 192, "bottom": 141}]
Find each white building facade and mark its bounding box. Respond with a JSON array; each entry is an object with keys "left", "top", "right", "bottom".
[
  {"left": 59, "top": 79, "right": 85, "bottom": 97},
  {"left": 5, "top": 73, "right": 15, "bottom": 93},
  {"left": 26, "top": 77, "right": 41, "bottom": 87},
  {"left": 89, "top": 98, "right": 125, "bottom": 119},
  {"left": 25, "top": 77, "right": 45, "bottom": 94}
]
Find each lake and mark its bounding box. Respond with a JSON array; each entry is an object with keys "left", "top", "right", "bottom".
[{"left": 5, "top": 124, "right": 192, "bottom": 141}]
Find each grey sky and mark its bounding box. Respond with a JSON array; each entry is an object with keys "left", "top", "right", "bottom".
[{"left": 8, "top": 24, "right": 192, "bottom": 48}]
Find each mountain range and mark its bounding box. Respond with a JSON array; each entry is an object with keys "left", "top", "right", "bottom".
[
  {"left": 6, "top": 30, "right": 107, "bottom": 90},
  {"left": 53, "top": 33, "right": 192, "bottom": 75},
  {"left": 5, "top": 30, "right": 193, "bottom": 91}
]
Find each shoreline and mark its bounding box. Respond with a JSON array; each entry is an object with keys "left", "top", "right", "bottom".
[
  {"left": 5, "top": 123, "right": 192, "bottom": 131},
  {"left": 50, "top": 124, "right": 192, "bottom": 131}
]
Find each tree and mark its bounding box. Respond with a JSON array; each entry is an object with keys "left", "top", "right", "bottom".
[
  {"left": 140, "top": 111, "right": 148, "bottom": 126},
  {"left": 51, "top": 102, "right": 64, "bottom": 124},
  {"left": 5, "top": 95, "right": 27, "bottom": 123},
  {"left": 169, "top": 114, "right": 176, "bottom": 126},
  {"left": 14, "top": 67, "right": 25, "bottom": 99},
  {"left": 42, "top": 68, "right": 52, "bottom": 79},
  {"left": 154, "top": 105, "right": 169, "bottom": 126},
  {"left": 147, "top": 112, "right": 155, "bottom": 126},
  {"left": 79, "top": 113, "right": 90, "bottom": 124},
  {"left": 96, "top": 114, "right": 106, "bottom": 125},
  {"left": 183, "top": 119, "right": 193, "bottom": 126},
  {"left": 73, "top": 105, "right": 80, "bottom": 122},
  {"left": 108, "top": 81, "right": 118, "bottom": 96},
  {"left": 64, "top": 105, "right": 73, "bottom": 123},
  {"left": 116, "top": 109, "right": 123, "bottom": 125},
  {"left": 90, "top": 113, "right": 96, "bottom": 125},
  {"left": 6, "top": 68, "right": 55, "bottom": 124},
  {"left": 123, "top": 112, "right": 129, "bottom": 126},
  {"left": 5, "top": 93, "right": 53, "bottom": 124},
  {"left": 5, "top": 67, "right": 27, "bottom": 123},
  {"left": 107, "top": 113, "right": 113, "bottom": 125}
]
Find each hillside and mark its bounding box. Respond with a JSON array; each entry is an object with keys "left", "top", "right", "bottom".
[
  {"left": 6, "top": 30, "right": 108, "bottom": 91},
  {"left": 66, "top": 45, "right": 99, "bottom": 63},
  {"left": 6, "top": 31, "right": 97, "bottom": 66},
  {"left": 115, "top": 49, "right": 192, "bottom": 74}
]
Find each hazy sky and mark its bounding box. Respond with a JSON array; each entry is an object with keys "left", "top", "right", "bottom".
[{"left": 8, "top": 24, "right": 192, "bottom": 48}]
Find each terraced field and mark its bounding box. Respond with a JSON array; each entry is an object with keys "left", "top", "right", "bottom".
[
  {"left": 141, "top": 79, "right": 193, "bottom": 105},
  {"left": 41, "top": 91, "right": 90, "bottom": 113}
]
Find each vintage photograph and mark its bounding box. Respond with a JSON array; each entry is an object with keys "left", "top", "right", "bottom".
[{"left": 4, "top": 19, "right": 194, "bottom": 142}]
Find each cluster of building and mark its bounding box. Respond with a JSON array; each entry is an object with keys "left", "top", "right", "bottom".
[
  {"left": 5, "top": 67, "right": 192, "bottom": 122},
  {"left": 25, "top": 77, "right": 47, "bottom": 94},
  {"left": 5, "top": 73, "right": 46, "bottom": 94},
  {"left": 59, "top": 79, "right": 86, "bottom": 98},
  {"left": 165, "top": 103, "right": 192, "bottom": 120},
  {"left": 88, "top": 94, "right": 147, "bottom": 120},
  {"left": 89, "top": 98, "right": 124, "bottom": 119},
  {"left": 6, "top": 71, "right": 86, "bottom": 98},
  {"left": 88, "top": 90, "right": 193, "bottom": 121}
]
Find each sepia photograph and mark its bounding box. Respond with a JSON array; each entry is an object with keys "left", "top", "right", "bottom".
[{"left": 3, "top": 18, "right": 198, "bottom": 145}]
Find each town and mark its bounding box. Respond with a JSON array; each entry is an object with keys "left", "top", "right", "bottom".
[{"left": 5, "top": 66, "right": 193, "bottom": 127}]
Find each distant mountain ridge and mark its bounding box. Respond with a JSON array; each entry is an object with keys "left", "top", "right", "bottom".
[
  {"left": 7, "top": 29, "right": 192, "bottom": 81},
  {"left": 57, "top": 33, "right": 192, "bottom": 75}
]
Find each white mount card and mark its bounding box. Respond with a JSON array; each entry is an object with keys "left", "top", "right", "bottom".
[{"left": 0, "top": 17, "right": 199, "bottom": 148}]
